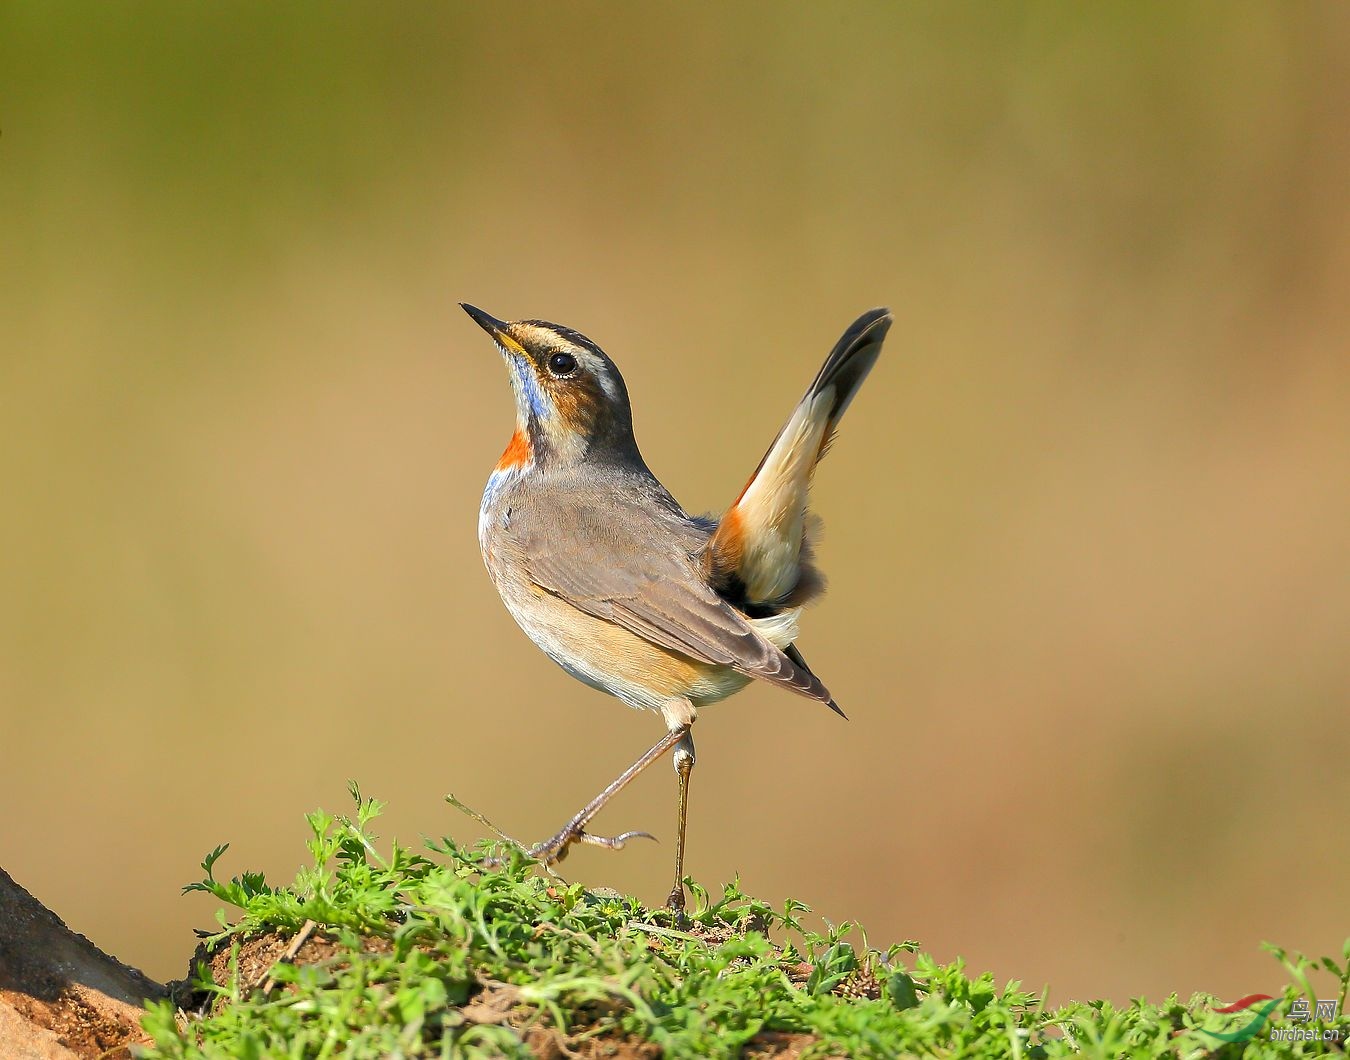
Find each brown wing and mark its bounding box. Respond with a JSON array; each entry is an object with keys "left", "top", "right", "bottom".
[{"left": 506, "top": 477, "right": 831, "bottom": 704}]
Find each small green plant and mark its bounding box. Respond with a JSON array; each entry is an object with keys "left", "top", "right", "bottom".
[{"left": 141, "top": 784, "right": 1350, "bottom": 1058}]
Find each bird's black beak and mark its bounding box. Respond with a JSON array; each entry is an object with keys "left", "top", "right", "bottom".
[
  {"left": 461, "top": 302, "right": 509, "bottom": 338},
  {"left": 461, "top": 303, "right": 528, "bottom": 356},
  {"left": 461, "top": 303, "right": 529, "bottom": 356}
]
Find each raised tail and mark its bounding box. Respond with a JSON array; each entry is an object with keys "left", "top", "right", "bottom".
[{"left": 704, "top": 308, "right": 892, "bottom": 612}]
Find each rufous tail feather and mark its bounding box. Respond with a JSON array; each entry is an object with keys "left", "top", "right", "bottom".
[{"left": 705, "top": 308, "right": 892, "bottom": 611}]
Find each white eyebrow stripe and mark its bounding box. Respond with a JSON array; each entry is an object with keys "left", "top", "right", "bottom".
[
  {"left": 577, "top": 348, "right": 621, "bottom": 402},
  {"left": 530, "top": 327, "right": 619, "bottom": 401}
]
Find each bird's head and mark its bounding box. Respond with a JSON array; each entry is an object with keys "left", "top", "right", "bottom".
[{"left": 462, "top": 303, "right": 638, "bottom": 471}]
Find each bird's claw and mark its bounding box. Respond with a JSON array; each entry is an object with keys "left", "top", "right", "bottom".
[
  {"left": 527, "top": 826, "right": 656, "bottom": 866},
  {"left": 576, "top": 828, "right": 656, "bottom": 851},
  {"left": 480, "top": 824, "right": 656, "bottom": 870}
]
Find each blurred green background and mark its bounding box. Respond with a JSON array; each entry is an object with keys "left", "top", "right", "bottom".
[{"left": 2, "top": 3, "right": 1347, "bottom": 1005}]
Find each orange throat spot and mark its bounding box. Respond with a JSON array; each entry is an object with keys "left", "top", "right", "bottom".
[{"left": 495, "top": 429, "right": 532, "bottom": 471}]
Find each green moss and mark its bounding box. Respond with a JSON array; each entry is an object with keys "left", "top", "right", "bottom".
[{"left": 139, "top": 784, "right": 1349, "bottom": 1058}]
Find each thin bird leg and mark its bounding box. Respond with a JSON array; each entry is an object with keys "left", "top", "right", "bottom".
[
  {"left": 665, "top": 731, "right": 695, "bottom": 916},
  {"left": 528, "top": 725, "right": 690, "bottom": 865}
]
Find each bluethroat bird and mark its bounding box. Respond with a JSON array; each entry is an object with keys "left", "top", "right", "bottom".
[{"left": 464, "top": 303, "right": 892, "bottom": 912}]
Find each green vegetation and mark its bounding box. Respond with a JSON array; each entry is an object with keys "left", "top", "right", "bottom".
[{"left": 140, "top": 785, "right": 1349, "bottom": 1058}]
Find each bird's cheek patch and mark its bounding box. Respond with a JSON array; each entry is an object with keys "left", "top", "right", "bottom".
[{"left": 546, "top": 376, "right": 604, "bottom": 436}]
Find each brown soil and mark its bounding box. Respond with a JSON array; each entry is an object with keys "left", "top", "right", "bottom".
[{"left": 0, "top": 867, "right": 165, "bottom": 1059}]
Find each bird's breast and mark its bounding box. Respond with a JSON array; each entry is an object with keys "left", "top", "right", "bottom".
[{"left": 479, "top": 465, "right": 522, "bottom": 567}]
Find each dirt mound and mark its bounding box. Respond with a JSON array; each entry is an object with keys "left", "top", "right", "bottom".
[
  {"left": 0, "top": 867, "right": 165, "bottom": 1059},
  {"left": 0, "top": 869, "right": 844, "bottom": 1057}
]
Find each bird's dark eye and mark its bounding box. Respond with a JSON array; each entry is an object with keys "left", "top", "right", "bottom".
[{"left": 547, "top": 351, "right": 578, "bottom": 376}]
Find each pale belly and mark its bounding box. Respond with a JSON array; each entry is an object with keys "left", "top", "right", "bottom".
[{"left": 493, "top": 574, "right": 753, "bottom": 713}]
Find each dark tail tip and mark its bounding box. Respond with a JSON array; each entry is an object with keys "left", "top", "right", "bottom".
[{"left": 784, "top": 642, "right": 846, "bottom": 718}]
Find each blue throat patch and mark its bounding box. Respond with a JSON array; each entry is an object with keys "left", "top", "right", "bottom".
[{"left": 511, "top": 356, "right": 551, "bottom": 422}]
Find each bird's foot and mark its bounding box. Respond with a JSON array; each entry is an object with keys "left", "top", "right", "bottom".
[
  {"left": 526, "top": 826, "right": 656, "bottom": 866},
  {"left": 665, "top": 880, "right": 688, "bottom": 927}
]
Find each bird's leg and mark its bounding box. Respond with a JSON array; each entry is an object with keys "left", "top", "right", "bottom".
[
  {"left": 527, "top": 725, "right": 690, "bottom": 865},
  {"left": 665, "top": 730, "right": 695, "bottom": 918}
]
